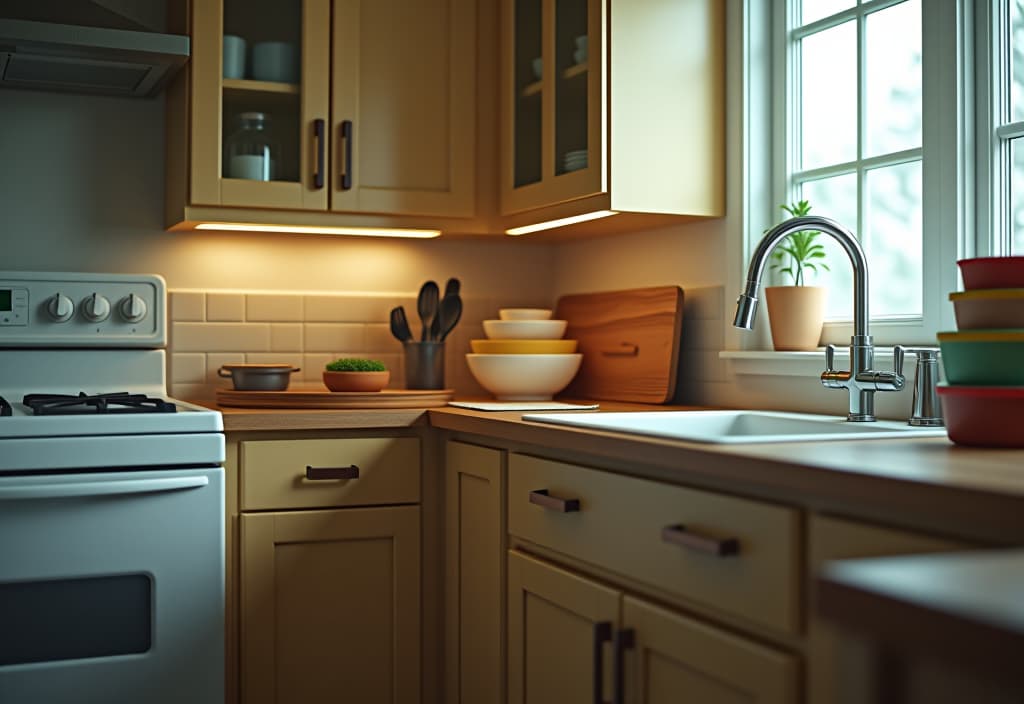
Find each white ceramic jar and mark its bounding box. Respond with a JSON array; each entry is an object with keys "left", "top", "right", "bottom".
[{"left": 225, "top": 112, "right": 278, "bottom": 181}]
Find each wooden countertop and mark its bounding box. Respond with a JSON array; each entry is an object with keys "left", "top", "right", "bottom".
[
  {"left": 817, "top": 549, "right": 1024, "bottom": 689},
  {"left": 200, "top": 399, "right": 1024, "bottom": 543}
]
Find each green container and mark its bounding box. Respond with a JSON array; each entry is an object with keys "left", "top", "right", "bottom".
[{"left": 937, "top": 330, "right": 1024, "bottom": 385}]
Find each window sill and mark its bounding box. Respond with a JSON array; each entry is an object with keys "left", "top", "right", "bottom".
[{"left": 719, "top": 347, "right": 906, "bottom": 378}]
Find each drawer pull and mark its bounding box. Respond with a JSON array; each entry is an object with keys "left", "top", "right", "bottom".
[
  {"left": 305, "top": 465, "right": 360, "bottom": 480},
  {"left": 612, "top": 628, "right": 634, "bottom": 704},
  {"left": 661, "top": 524, "right": 739, "bottom": 556},
  {"left": 529, "top": 489, "right": 580, "bottom": 512},
  {"left": 592, "top": 621, "right": 612, "bottom": 704}
]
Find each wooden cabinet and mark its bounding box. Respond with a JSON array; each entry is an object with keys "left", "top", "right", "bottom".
[
  {"left": 508, "top": 550, "right": 798, "bottom": 704},
  {"left": 444, "top": 441, "right": 506, "bottom": 704},
  {"left": 499, "top": 0, "right": 725, "bottom": 236},
  {"left": 233, "top": 435, "right": 422, "bottom": 704},
  {"left": 806, "top": 514, "right": 971, "bottom": 704},
  {"left": 167, "top": 0, "right": 477, "bottom": 231}
]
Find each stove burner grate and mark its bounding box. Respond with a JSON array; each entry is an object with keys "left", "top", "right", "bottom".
[{"left": 23, "top": 392, "right": 178, "bottom": 416}]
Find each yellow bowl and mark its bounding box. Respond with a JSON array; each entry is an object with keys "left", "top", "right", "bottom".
[{"left": 470, "top": 339, "right": 578, "bottom": 354}]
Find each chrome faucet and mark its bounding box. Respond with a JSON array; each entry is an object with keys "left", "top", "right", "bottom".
[{"left": 733, "top": 215, "right": 904, "bottom": 421}]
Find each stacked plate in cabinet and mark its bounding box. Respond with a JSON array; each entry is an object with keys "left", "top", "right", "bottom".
[
  {"left": 466, "top": 308, "right": 583, "bottom": 400},
  {"left": 936, "top": 256, "right": 1024, "bottom": 446},
  {"left": 563, "top": 150, "right": 588, "bottom": 172}
]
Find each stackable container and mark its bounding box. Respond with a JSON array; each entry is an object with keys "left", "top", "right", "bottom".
[{"left": 937, "top": 258, "right": 1024, "bottom": 446}]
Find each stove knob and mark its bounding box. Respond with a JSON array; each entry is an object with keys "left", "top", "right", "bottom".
[
  {"left": 119, "top": 293, "right": 148, "bottom": 323},
  {"left": 82, "top": 293, "right": 111, "bottom": 322},
  {"left": 47, "top": 292, "right": 75, "bottom": 322}
]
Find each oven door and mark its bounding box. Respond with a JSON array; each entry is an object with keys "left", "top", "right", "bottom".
[{"left": 0, "top": 467, "right": 224, "bottom": 704}]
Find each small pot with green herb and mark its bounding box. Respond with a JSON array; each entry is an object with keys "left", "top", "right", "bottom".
[
  {"left": 323, "top": 358, "right": 390, "bottom": 392},
  {"left": 764, "top": 199, "right": 830, "bottom": 350}
]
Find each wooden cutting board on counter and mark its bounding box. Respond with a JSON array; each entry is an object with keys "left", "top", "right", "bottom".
[
  {"left": 216, "top": 387, "right": 453, "bottom": 409},
  {"left": 555, "top": 286, "right": 684, "bottom": 403}
]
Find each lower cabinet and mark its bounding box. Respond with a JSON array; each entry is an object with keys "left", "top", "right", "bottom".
[
  {"left": 508, "top": 550, "right": 798, "bottom": 704},
  {"left": 234, "top": 435, "right": 423, "bottom": 704}
]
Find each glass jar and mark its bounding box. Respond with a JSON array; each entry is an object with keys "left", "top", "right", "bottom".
[{"left": 225, "top": 112, "right": 278, "bottom": 181}]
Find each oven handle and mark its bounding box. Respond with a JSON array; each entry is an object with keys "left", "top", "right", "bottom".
[{"left": 0, "top": 475, "right": 210, "bottom": 500}]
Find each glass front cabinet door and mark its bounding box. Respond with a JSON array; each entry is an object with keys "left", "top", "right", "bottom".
[
  {"left": 502, "top": 0, "right": 604, "bottom": 215},
  {"left": 178, "top": 0, "right": 476, "bottom": 222}
]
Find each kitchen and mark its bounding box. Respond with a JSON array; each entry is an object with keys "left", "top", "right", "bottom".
[{"left": 2, "top": 0, "right": 1023, "bottom": 703}]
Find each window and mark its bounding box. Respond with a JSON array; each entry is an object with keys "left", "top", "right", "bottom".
[
  {"left": 771, "top": 0, "right": 965, "bottom": 345},
  {"left": 986, "top": 0, "right": 1024, "bottom": 255}
]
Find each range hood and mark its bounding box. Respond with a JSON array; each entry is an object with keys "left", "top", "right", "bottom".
[{"left": 0, "top": 0, "right": 189, "bottom": 97}]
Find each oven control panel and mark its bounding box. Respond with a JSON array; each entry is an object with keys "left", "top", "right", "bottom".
[{"left": 0, "top": 272, "right": 166, "bottom": 347}]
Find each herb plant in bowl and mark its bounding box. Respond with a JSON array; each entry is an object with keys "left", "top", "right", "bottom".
[
  {"left": 323, "top": 358, "right": 390, "bottom": 392},
  {"left": 764, "top": 199, "right": 830, "bottom": 351}
]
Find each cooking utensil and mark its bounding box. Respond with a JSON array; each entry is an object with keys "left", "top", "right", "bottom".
[
  {"left": 444, "top": 277, "right": 461, "bottom": 299},
  {"left": 438, "top": 294, "right": 462, "bottom": 341},
  {"left": 217, "top": 363, "right": 300, "bottom": 391},
  {"left": 390, "top": 306, "right": 413, "bottom": 342},
  {"left": 417, "top": 280, "right": 440, "bottom": 341}
]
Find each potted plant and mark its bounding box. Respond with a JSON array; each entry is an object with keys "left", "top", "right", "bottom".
[
  {"left": 764, "top": 199, "right": 830, "bottom": 351},
  {"left": 323, "top": 358, "right": 390, "bottom": 392}
]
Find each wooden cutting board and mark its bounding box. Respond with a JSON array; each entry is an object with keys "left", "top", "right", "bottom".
[
  {"left": 554, "top": 286, "right": 684, "bottom": 403},
  {"left": 216, "top": 387, "right": 454, "bottom": 409}
]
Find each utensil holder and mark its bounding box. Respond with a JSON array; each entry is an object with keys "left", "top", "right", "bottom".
[{"left": 404, "top": 341, "right": 445, "bottom": 389}]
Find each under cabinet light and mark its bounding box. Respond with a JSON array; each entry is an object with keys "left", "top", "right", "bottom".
[
  {"left": 504, "top": 210, "right": 618, "bottom": 236},
  {"left": 193, "top": 223, "right": 442, "bottom": 238}
]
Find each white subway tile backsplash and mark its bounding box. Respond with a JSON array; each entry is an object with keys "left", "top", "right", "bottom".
[
  {"left": 365, "top": 323, "right": 404, "bottom": 353},
  {"left": 247, "top": 295, "right": 303, "bottom": 322},
  {"left": 302, "top": 354, "right": 337, "bottom": 382},
  {"left": 304, "top": 295, "right": 406, "bottom": 323},
  {"left": 206, "top": 293, "right": 245, "bottom": 322},
  {"left": 173, "top": 322, "right": 271, "bottom": 352},
  {"left": 303, "top": 324, "right": 365, "bottom": 353},
  {"left": 169, "top": 292, "right": 205, "bottom": 322},
  {"left": 169, "top": 353, "right": 206, "bottom": 385},
  {"left": 270, "top": 323, "right": 303, "bottom": 352}
]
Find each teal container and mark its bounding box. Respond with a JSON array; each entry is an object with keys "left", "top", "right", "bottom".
[{"left": 937, "top": 330, "right": 1024, "bottom": 385}]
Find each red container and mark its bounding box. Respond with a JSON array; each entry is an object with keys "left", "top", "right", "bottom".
[
  {"left": 957, "top": 256, "right": 1024, "bottom": 290},
  {"left": 936, "top": 384, "right": 1024, "bottom": 447}
]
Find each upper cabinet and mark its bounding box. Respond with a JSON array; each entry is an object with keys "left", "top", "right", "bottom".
[
  {"left": 499, "top": 0, "right": 725, "bottom": 236},
  {"left": 165, "top": 0, "right": 478, "bottom": 231}
]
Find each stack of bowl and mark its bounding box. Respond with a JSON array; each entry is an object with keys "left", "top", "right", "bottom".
[
  {"left": 937, "top": 256, "right": 1024, "bottom": 446},
  {"left": 466, "top": 308, "right": 583, "bottom": 400}
]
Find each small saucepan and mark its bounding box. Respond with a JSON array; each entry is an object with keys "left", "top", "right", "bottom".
[{"left": 218, "top": 363, "right": 300, "bottom": 391}]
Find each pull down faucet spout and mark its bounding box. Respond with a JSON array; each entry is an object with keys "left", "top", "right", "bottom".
[{"left": 733, "top": 215, "right": 903, "bottom": 421}]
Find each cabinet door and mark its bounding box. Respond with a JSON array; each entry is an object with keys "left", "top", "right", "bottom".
[
  {"left": 330, "top": 0, "right": 476, "bottom": 217},
  {"left": 807, "top": 515, "right": 970, "bottom": 704},
  {"left": 622, "top": 596, "right": 798, "bottom": 704},
  {"left": 508, "top": 550, "right": 620, "bottom": 704},
  {"left": 241, "top": 506, "right": 420, "bottom": 704},
  {"left": 501, "top": 0, "right": 604, "bottom": 214},
  {"left": 445, "top": 442, "right": 506, "bottom": 704},
  {"left": 190, "top": 0, "right": 331, "bottom": 211}
]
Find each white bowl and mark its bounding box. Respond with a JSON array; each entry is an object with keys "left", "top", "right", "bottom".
[
  {"left": 466, "top": 353, "right": 582, "bottom": 400},
  {"left": 483, "top": 319, "right": 567, "bottom": 339},
  {"left": 499, "top": 308, "right": 553, "bottom": 320}
]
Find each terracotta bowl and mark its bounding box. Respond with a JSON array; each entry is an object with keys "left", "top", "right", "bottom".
[
  {"left": 322, "top": 370, "right": 390, "bottom": 392},
  {"left": 470, "top": 339, "right": 578, "bottom": 354}
]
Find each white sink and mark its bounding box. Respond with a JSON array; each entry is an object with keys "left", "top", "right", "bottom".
[{"left": 520, "top": 410, "right": 948, "bottom": 444}]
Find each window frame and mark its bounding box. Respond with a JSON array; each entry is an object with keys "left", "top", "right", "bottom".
[{"left": 767, "top": 0, "right": 967, "bottom": 347}]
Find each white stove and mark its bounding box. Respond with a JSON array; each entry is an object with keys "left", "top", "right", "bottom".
[{"left": 0, "top": 271, "right": 225, "bottom": 703}]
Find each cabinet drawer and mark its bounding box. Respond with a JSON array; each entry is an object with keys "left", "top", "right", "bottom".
[
  {"left": 241, "top": 437, "right": 420, "bottom": 511},
  {"left": 508, "top": 453, "right": 800, "bottom": 634}
]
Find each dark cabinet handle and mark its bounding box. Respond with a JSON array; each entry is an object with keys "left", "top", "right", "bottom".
[
  {"left": 612, "top": 628, "right": 634, "bottom": 704},
  {"left": 340, "top": 119, "right": 353, "bottom": 190},
  {"left": 313, "top": 118, "right": 325, "bottom": 189},
  {"left": 592, "top": 621, "right": 612, "bottom": 704},
  {"left": 529, "top": 489, "right": 580, "bottom": 512},
  {"left": 661, "top": 524, "right": 739, "bottom": 556},
  {"left": 305, "top": 464, "right": 359, "bottom": 480}
]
